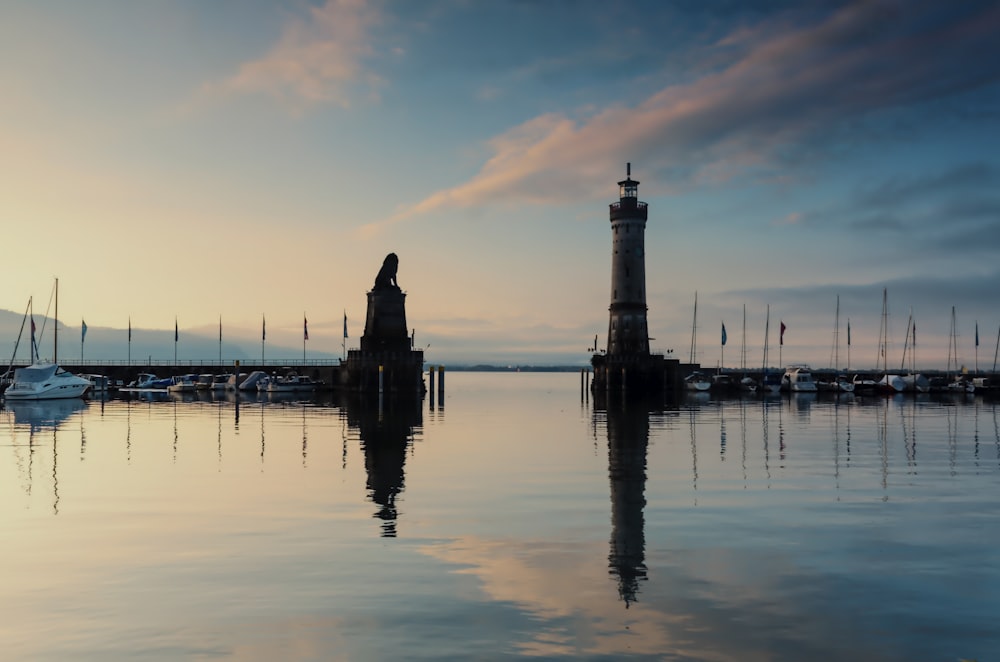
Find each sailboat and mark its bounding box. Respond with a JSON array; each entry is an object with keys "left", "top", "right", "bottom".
[
  {"left": 760, "top": 304, "right": 781, "bottom": 395},
  {"left": 684, "top": 292, "right": 711, "bottom": 392},
  {"left": 898, "top": 309, "right": 929, "bottom": 393},
  {"left": 3, "top": 279, "right": 92, "bottom": 401},
  {"left": 946, "top": 306, "right": 975, "bottom": 393},
  {"left": 739, "top": 304, "right": 758, "bottom": 392},
  {"left": 872, "top": 288, "right": 906, "bottom": 394},
  {"left": 818, "top": 295, "right": 854, "bottom": 393}
]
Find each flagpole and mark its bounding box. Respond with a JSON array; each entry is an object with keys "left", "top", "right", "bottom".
[
  {"left": 81, "top": 318, "right": 85, "bottom": 362},
  {"left": 779, "top": 320, "right": 783, "bottom": 369},
  {"left": 303, "top": 312, "right": 307, "bottom": 362},
  {"left": 342, "top": 310, "right": 347, "bottom": 361},
  {"left": 219, "top": 315, "right": 222, "bottom": 365},
  {"left": 975, "top": 321, "right": 979, "bottom": 374},
  {"left": 720, "top": 321, "right": 726, "bottom": 371}
]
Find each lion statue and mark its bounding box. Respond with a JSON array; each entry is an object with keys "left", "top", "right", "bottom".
[{"left": 373, "top": 253, "right": 400, "bottom": 291}]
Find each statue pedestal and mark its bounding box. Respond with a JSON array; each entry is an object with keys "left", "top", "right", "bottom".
[
  {"left": 361, "top": 289, "right": 410, "bottom": 352},
  {"left": 344, "top": 287, "right": 424, "bottom": 393}
]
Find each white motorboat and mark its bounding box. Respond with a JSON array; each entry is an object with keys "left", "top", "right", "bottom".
[
  {"left": 781, "top": 366, "right": 818, "bottom": 392},
  {"left": 167, "top": 374, "right": 198, "bottom": 393},
  {"left": 195, "top": 374, "right": 214, "bottom": 390},
  {"left": 835, "top": 375, "right": 855, "bottom": 393},
  {"left": 3, "top": 362, "right": 92, "bottom": 400},
  {"left": 211, "top": 374, "right": 233, "bottom": 391},
  {"left": 260, "top": 372, "right": 318, "bottom": 393},
  {"left": 684, "top": 371, "right": 711, "bottom": 392}
]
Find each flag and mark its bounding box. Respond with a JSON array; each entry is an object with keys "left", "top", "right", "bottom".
[
  {"left": 304, "top": 315, "right": 309, "bottom": 341},
  {"left": 780, "top": 321, "right": 786, "bottom": 346},
  {"left": 128, "top": 317, "right": 132, "bottom": 341},
  {"left": 976, "top": 322, "right": 979, "bottom": 347},
  {"left": 262, "top": 316, "right": 266, "bottom": 341},
  {"left": 343, "top": 311, "right": 348, "bottom": 338},
  {"left": 721, "top": 322, "right": 727, "bottom": 346},
  {"left": 174, "top": 318, "right": 178, "bottom": 342},
  {"left": 82, "top": 319, "right": 88, "bottom": 342},
  {"left": 219, "top": 316, "right": 222, "bottom": 342},
  {"left": 912, "top": 321, "right": 916, "bottom": 346},
  {"left": 847, "top": 320, "right": 851, "bottom": 346}
]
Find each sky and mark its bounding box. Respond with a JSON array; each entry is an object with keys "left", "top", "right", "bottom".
[{"left": 2, "top": 0, "right": 999, "bottom": 369}]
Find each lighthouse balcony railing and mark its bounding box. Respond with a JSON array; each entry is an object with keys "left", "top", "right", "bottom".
[{"left": 609, "top": 200, "right": 648, "bottom": 220}]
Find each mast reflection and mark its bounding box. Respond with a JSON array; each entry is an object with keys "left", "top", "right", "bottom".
[{"left": 340, "top": 392, "right": 423, "bottom": 538}]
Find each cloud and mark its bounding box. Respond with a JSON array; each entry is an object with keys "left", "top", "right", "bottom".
[
  {"left": 371, "top": 1, "right": 1000, "bottom": 230},
  {"left": 200, "top": 0, "right": 381, "bottom": 111}
]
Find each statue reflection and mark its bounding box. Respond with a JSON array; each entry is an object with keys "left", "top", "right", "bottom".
[
  {"left": 340, "top": 392, "right": 423, "bottom": 538},
  {"left": 595, "top": 392, "right": 658, "bottom": 608}
]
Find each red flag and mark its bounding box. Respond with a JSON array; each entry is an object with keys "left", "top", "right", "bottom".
[{"left": 780, "top": 321, "right": 786, "bottom": 346}]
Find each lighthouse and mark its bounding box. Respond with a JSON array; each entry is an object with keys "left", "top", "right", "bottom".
[
  {"left": 591, "top": 164, "right": 679, "bottom": 397},
  {"left": 606, "top": 163, "right": 649, "bottom": 357}
]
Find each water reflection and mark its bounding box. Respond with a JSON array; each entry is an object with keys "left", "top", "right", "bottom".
[
  {"left": 340, "top": 392, "right": 423, "bottom": 537},
  {"left": 3, "top": 398, "right": 87, "bottom": 428},
  {"left": 603, "top": 399, "right": 650, "bottom": 607},
  {"left": 1, "top": 398, "right": 87, "bottom": 516},
  {"left": 595, "top": 394, "right": 679, "bottom": 608}
]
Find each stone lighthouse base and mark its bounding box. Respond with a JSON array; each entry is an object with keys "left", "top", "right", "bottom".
[{"left": 591, "top": 353, "right": 684, "bottom": 396}]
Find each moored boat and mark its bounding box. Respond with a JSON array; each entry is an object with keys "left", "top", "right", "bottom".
[
  {"left": 3, "top": 362, "right": 92, "bottom": 400},
  {"left": 260, "top": 371, "right": 318, "bottom": 393},
  {"left": 167, "top": 374, "right": 198, "bottom": 393},
  {"left": 781, "top": 366, "right": 818, "bottom": 392},
  {"left": 684, "top": 371, "right": 711, "bottom": 392}
]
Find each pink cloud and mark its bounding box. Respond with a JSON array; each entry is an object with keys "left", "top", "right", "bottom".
[
  {"left": 365, "top": 2, "right": 998, "bottom": 234},
  {"left": 204, "top": 0, "right": 380, "bottom": 111}
]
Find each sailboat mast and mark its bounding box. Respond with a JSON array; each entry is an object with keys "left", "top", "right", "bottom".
[
  {"left": 54, "top": 277, "right": 58, "bottom": 364},
  {"left": 948, "top": 306, "right": 956, "bottom": 378},
  {"left": 900, "top": 310, "right": 912, "bottom": 372},
  {"left": 741, "top": 303, "right": 747, "bottom": 375},
  {"left": 689, "top": 291, "right": 698, "bottom": 364},
  {"left": 763, "top": 304, "right": 770, "bottom": 374},
  {"left": 847, "top": 317, "right": 851, "bottom": 373},
  {"left": 834, "top": 295, "right": 840, "bottom": 372}
]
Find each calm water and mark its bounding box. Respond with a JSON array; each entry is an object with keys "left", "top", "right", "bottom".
[{"left": 1, "top": 373, "right": 998, "bottom": 661}]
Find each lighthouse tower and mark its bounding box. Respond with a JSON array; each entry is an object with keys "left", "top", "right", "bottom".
[
  {"left": 591, "top": 164, "right": 678, "bottom": 396},
  {"left": 606, "top": 163, "right": 649, "bottom": 357}
]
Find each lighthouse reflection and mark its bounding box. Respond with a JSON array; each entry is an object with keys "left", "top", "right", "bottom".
[
  {"left": 340, "top": 393, "right": 423, "bottom": 538},
  {"left": 595, "top": 393, "right": 668, "bottom": 607}
]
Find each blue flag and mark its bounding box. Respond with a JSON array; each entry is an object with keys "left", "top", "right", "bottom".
[{"left": 721, "top": 322, "right": 727, "bottom": 346}]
